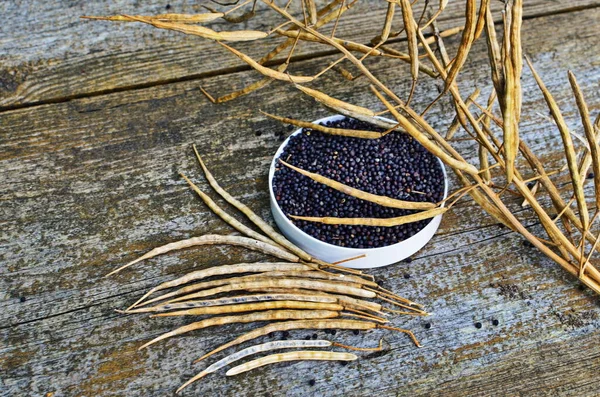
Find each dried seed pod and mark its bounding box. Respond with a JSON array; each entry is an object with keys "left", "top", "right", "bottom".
[
  {"left": 82, "top": 13, "right": 224, "bottom": 24},
  {"left": 295, "top": 83, "right": 398, "bottom": 130},
  {"left": 200, "top": 63, "right": 288, "bottom": 104},
  {"left": 122, "top": 14, "right": 268, "bottom": 41},
  {"left": 129, "top": 262, "right": 312, "bottom": 308},
  {"left": 294, "top": 84, "right": 376, "bottom": 117},
  {"left": 202, "top": 4, "right": 256, "bottom": 24},
  {"left": 139, "top": 310, "right": 341, "bottom": 349},
  {"left": 226, "top": 351, "right": 357, "bottom": 376},
  {"left": 478, "top": 90, "right": 495, "bottom": 184},
  {"left": 261, "top": 111, "right": 386, "bottom": 139},
  {"left": 568, "top": 71, "right": 600, "bottom": 208},
  {"left": 194, "top": 319, "right": 377, "bottom": 363},
  {"left": 399, "top": 0, "right": 418, "bottom": 104},
  {"left": 246, "top": 288, "right": 384, "bottom": 315},
  {"left": 500, "top": 0, "right": 523, "bottom": 183},
  {"left": 289, "top": 205, "right": 446, "bottom": 227},
  {"left": 151, "top": 301, "right": 344, "bottom": 317},
  {"left": 446, "top": 87, "right": 481, "bottom": 139},
  {"left": 162, "top": 278, "right": 376, "bottom": 305},
  {"left": 478, "top": 144, "right": 491, "bottom": 184},
  {"left": 126, "top": 293, "right": 339, "bottom": 314},
  {"left": 191, "top": 147, "right": 368, "bottom": 277},
  {"left": 128, "top": 262, "right": 311, "bottom": 310},
  {"left": 484, "top": 6, "right": 505, "bottom": 105},
  {"left": 218, "top": 42, "right": 314, "bottom": 83},
  {"left": 379, "top": 2, "right": 395, "bottom": 43},
  {"left": 304, "top": 0, "right": 318, "bottom": 25},
  {"left": 192, "top": 146, "right": 311, "bottom": 261},
  {"left": 578, "top": 114, "right": 600, "bottom": 182},
  {"left": 180, "top": 173, "right": 278, "bottom": 246},
  {"left": 194, "top": 318, "right": 419, "bottom": 363},
  {"left": 331, "top": 64, "right": 357, "bottom": 81},
  {"left": 473, "top": 0, "right": 490, "bottom": 40},
  {"left": 107, "top": 235, "right": 299, "bottom": 276},
  {"left": 248, "top": 270, "right": 379, "bottom": 288},
  {"left": 443, "top": 0, "right": 476, "bottom": 93},
  {"left": 279, "top": 159, "right": 436, "bottom": 210},
  {"left": 526, "top": 56, "right": 589, "bottom": 229},
  {"left": 177, "top": 340, "right": 334, "bottom": 392}
]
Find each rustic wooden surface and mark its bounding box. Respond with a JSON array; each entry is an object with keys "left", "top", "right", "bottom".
[{"left": 2, "top": 1, "right": 600, "bottom": 396}]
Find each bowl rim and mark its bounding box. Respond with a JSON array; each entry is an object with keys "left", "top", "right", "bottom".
[{"left": 268, "top": 114, "right": 449, "bottom": 254}]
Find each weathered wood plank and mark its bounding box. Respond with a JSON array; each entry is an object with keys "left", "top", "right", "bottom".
[
  {"left": 0, "top": 0, "right": 599, "bottom": 108},
  {"left": 1, "top": 7, "right": 600, "bottom": 397}
]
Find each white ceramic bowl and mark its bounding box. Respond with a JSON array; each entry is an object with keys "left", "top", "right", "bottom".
[{"left": 269, "top": 114, "right": 448, "bottom": 269}]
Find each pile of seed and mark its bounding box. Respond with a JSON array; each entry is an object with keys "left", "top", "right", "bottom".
[{"left": 272, "top": 117, "right": 445, "bottom": 248}]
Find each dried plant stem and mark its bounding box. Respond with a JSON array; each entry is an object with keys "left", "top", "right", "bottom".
[
  {"left": 258, "top": 0, "right": 354, "bottom": 65},
  {"left": 275, "top": 29, "right": 384, "bottom": 56},
  {"left": 447, "top": 88, "right": 481, "bottom": 139},
  {"left": 333, "top": 338, "right": 384, "bottom": 352},
  {"left": 379, "top": 46, "right": 437, "bottom": 77},
  {"left": 420, "top": 0, "right": 447, "bottom": 29}
]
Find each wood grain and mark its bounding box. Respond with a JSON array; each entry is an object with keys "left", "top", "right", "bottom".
[
  {"left": 0, "top": 0, "right": 599, "bottom": 109},
  {"left": 1, "top": 5, "right": 600, "bottom": 397}
]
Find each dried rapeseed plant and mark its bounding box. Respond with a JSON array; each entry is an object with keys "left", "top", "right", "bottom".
[{"left": 84, "top": 0, "right": 600, "bottom": 391}]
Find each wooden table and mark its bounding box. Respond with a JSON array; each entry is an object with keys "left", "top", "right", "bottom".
[{"left": 2, "top": 1, "right": 600, "bottom": 395}]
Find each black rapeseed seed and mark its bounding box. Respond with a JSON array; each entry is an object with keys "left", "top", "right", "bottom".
[{"left": 272, "top": 117, "right": 445, "bottom": 248}]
